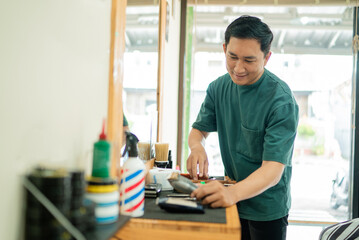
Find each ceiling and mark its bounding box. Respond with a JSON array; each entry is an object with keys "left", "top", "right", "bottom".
[{"left": 125, "top": 5, "right": 354, "bottom": 55}]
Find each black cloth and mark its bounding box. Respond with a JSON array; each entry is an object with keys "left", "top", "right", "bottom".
[
  {"left": 139, "top": 191, "right": 227, "bottom": 224},
  {"left": 240, "top": 215, "right": 288, "bottom": 240},
  {"left": 319, "top": 218, "right": 359, "bottom": 240}
]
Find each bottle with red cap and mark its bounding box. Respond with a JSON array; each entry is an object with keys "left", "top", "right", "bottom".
[{"left": 92, "top": 119, "right": 111, "bottom": 178}]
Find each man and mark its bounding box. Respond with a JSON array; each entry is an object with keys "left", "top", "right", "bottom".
[
  {"left": 187, "top": 16, "right": 299, "bottom": 240},
  {"left": 122, "top": 114, "right": 130, "bottom": 147}
]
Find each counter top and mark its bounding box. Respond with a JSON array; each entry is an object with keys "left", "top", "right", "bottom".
[{"left": 111, "top": 193, "right": 241, "bottom": 240}]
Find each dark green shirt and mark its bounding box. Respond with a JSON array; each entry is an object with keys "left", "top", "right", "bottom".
[
  {"left": 123, "top": 114, "right": 128, "bottom": 127},
  {"left": 193, "top": 69, "right": 299, "bottom": 221}
]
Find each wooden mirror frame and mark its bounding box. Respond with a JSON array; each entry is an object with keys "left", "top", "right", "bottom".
[
  {"left": 108, "top": 0, "right": 167, "bottom": 176},
  {"left": 108, "top": 0, "right": 127, "bottom": 178},
  {"left": 157, "top": 0, "right": 167, "bottom": 142}
]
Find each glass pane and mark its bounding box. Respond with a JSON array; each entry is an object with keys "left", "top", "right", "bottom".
[
  {"left": 268, "top": 54, "right": 352, "bottom": 223},
  {"left": 124, "top": 5, "right": 159, "bottom": 143},
  {"left": 185, "top": 5, "right": 353, "bottom": 222}
]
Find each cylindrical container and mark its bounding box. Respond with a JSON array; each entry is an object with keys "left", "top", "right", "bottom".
[
  {"left": 85, "top": 177, "right": 119, "bottom": 224},
  {"left": 138, "top": 142, "right": 151, "bottom": 160},
  {"left": 119, "top": 156, "right": 146, "bottom": 217},
  {"left": 95, "top": 204, "right": 119, "bottom": 224},
  {"left": 25, "top": 168, "right": 72, "bottom": 240},
  {"left": 155, "top": 143, "right": 169, "bottom": 162},
  {"left": 70, "top": 170, "right": 86, "bottom": 210},
  {"left": 92, "top": 120, "right": 111, "bottom": 178},
  {"left": 86, "top": 177, "right": 119, "bottom": 194},
  {"left": 85, "top": 191, "right": 119, "bottom": 207},
  {"left": 92, "top": 140, "right": 111, "bottom": 178},
  {"left": 86, "top": 184, "right": 118, "bottom": 193}
]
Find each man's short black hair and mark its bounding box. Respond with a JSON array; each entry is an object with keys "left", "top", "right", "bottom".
[{"left": 224, "top": 15, "right": 273, "bottom": 56}]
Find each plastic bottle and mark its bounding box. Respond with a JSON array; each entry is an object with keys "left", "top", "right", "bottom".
[
  {"left": 119, "top": 132, "right": 145, "bottom": 217},
  {"left": 92, "top": 120, "right": 111, "bottom": 178},
  {"left": 167, "top": 150, "right": 173, "bottom": 169}
]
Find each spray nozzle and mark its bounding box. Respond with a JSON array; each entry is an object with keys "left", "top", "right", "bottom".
[
  {"left": 122, "top": 131, "right": 139, "bottom": 157},
  {"left": 99, "top": 119, "right": 107, "bottom": 140}
]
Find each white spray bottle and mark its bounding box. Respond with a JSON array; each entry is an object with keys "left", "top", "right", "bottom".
[{"left": 120, "top": 131, "right": 146, "bottom": 217}]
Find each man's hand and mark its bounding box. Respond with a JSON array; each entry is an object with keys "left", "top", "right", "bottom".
[
  {"left": 186, "top": 145, "right": 209, "bottom": 180},
  {"left": 187, "top": 128, "right": 210, "bottom": 180},
  {"left": 191, "top": 181, "right": 237, "bottom": 208},
  {"left": 192, "top": 161, "right": 285, "bottom": 207}
]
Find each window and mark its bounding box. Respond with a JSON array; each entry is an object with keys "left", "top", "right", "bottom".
[{"left": 183, "top": 5, "right": 353, "bottom": 224}]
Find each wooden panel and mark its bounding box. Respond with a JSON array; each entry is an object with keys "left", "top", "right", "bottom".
[
  {"left": 128, "top": 0, "right": 356, "bottom": 6},
  {"left": 156, "top": 0, "right": 167, "bottom": 142},
  {"left": 187, "top": 0, "right": 356, "bottom": 4},
  {"left": 176, "top": 0, "right": 187, "bottom": 171},
  {"left": 117, "top": 228, "right": 239, "bottom": 240},
  {"left": 108, "top": 0, "right": 127, "bottom": 178}
]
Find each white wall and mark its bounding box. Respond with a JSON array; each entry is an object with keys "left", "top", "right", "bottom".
[
  {"left": 0, "top": 0, "right": 112, "bottom": 239},
  {"left": 162, "top": 0, "right": 181, "bottom": 167}
]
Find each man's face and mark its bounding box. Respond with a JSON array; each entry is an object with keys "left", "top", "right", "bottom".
[{"left": 223, "top": 37, "right": 271, "bottom": 86}]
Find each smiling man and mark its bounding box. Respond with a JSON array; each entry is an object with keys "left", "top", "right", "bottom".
[{"left": 187, "top": 16, "right": 299, "bottom": 240}]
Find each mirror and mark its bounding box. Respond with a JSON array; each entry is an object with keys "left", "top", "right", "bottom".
[{"left": 124, "top": 3, "right": 160, "bottom": 145}]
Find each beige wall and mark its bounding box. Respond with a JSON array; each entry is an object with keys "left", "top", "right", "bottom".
[{"left": 0, "top": 0, "right": 112, "bottom": 239}]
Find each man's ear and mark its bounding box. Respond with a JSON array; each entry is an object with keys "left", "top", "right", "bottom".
[
  {"left": 223, "top": 43, "right": 226, "bottom": 54},
  {"left": 264, "top": 51, "right": 272, "bottom": 66}
]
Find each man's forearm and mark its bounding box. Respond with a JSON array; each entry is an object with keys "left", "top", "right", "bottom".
[
  {"left": 229, "top": 161, "right": 285, "bottom": 202},
  {"left": 188, "top": 128, "right": 208, "bottom": 150}
]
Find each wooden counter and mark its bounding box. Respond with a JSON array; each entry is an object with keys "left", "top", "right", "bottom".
[{"left": 111, "top": 204, "right": 241, "bottom": 240}]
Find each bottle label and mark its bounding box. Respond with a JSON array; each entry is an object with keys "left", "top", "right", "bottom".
[{"left": 120, "top": 168, "right": 145, "bottom": 217}]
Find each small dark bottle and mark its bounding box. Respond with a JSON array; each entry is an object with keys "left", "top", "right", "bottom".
[{"left": 167, "top": 150, "right": 173, "bottom": 169}]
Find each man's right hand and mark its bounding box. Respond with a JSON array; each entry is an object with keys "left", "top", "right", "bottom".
[{"left": 187, "top": 128, "right": 209, "bottom": 180}]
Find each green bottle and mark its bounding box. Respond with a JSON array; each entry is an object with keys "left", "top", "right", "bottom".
[{"left": 92, "top": 120, "right": 111, "bottom": 178}]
